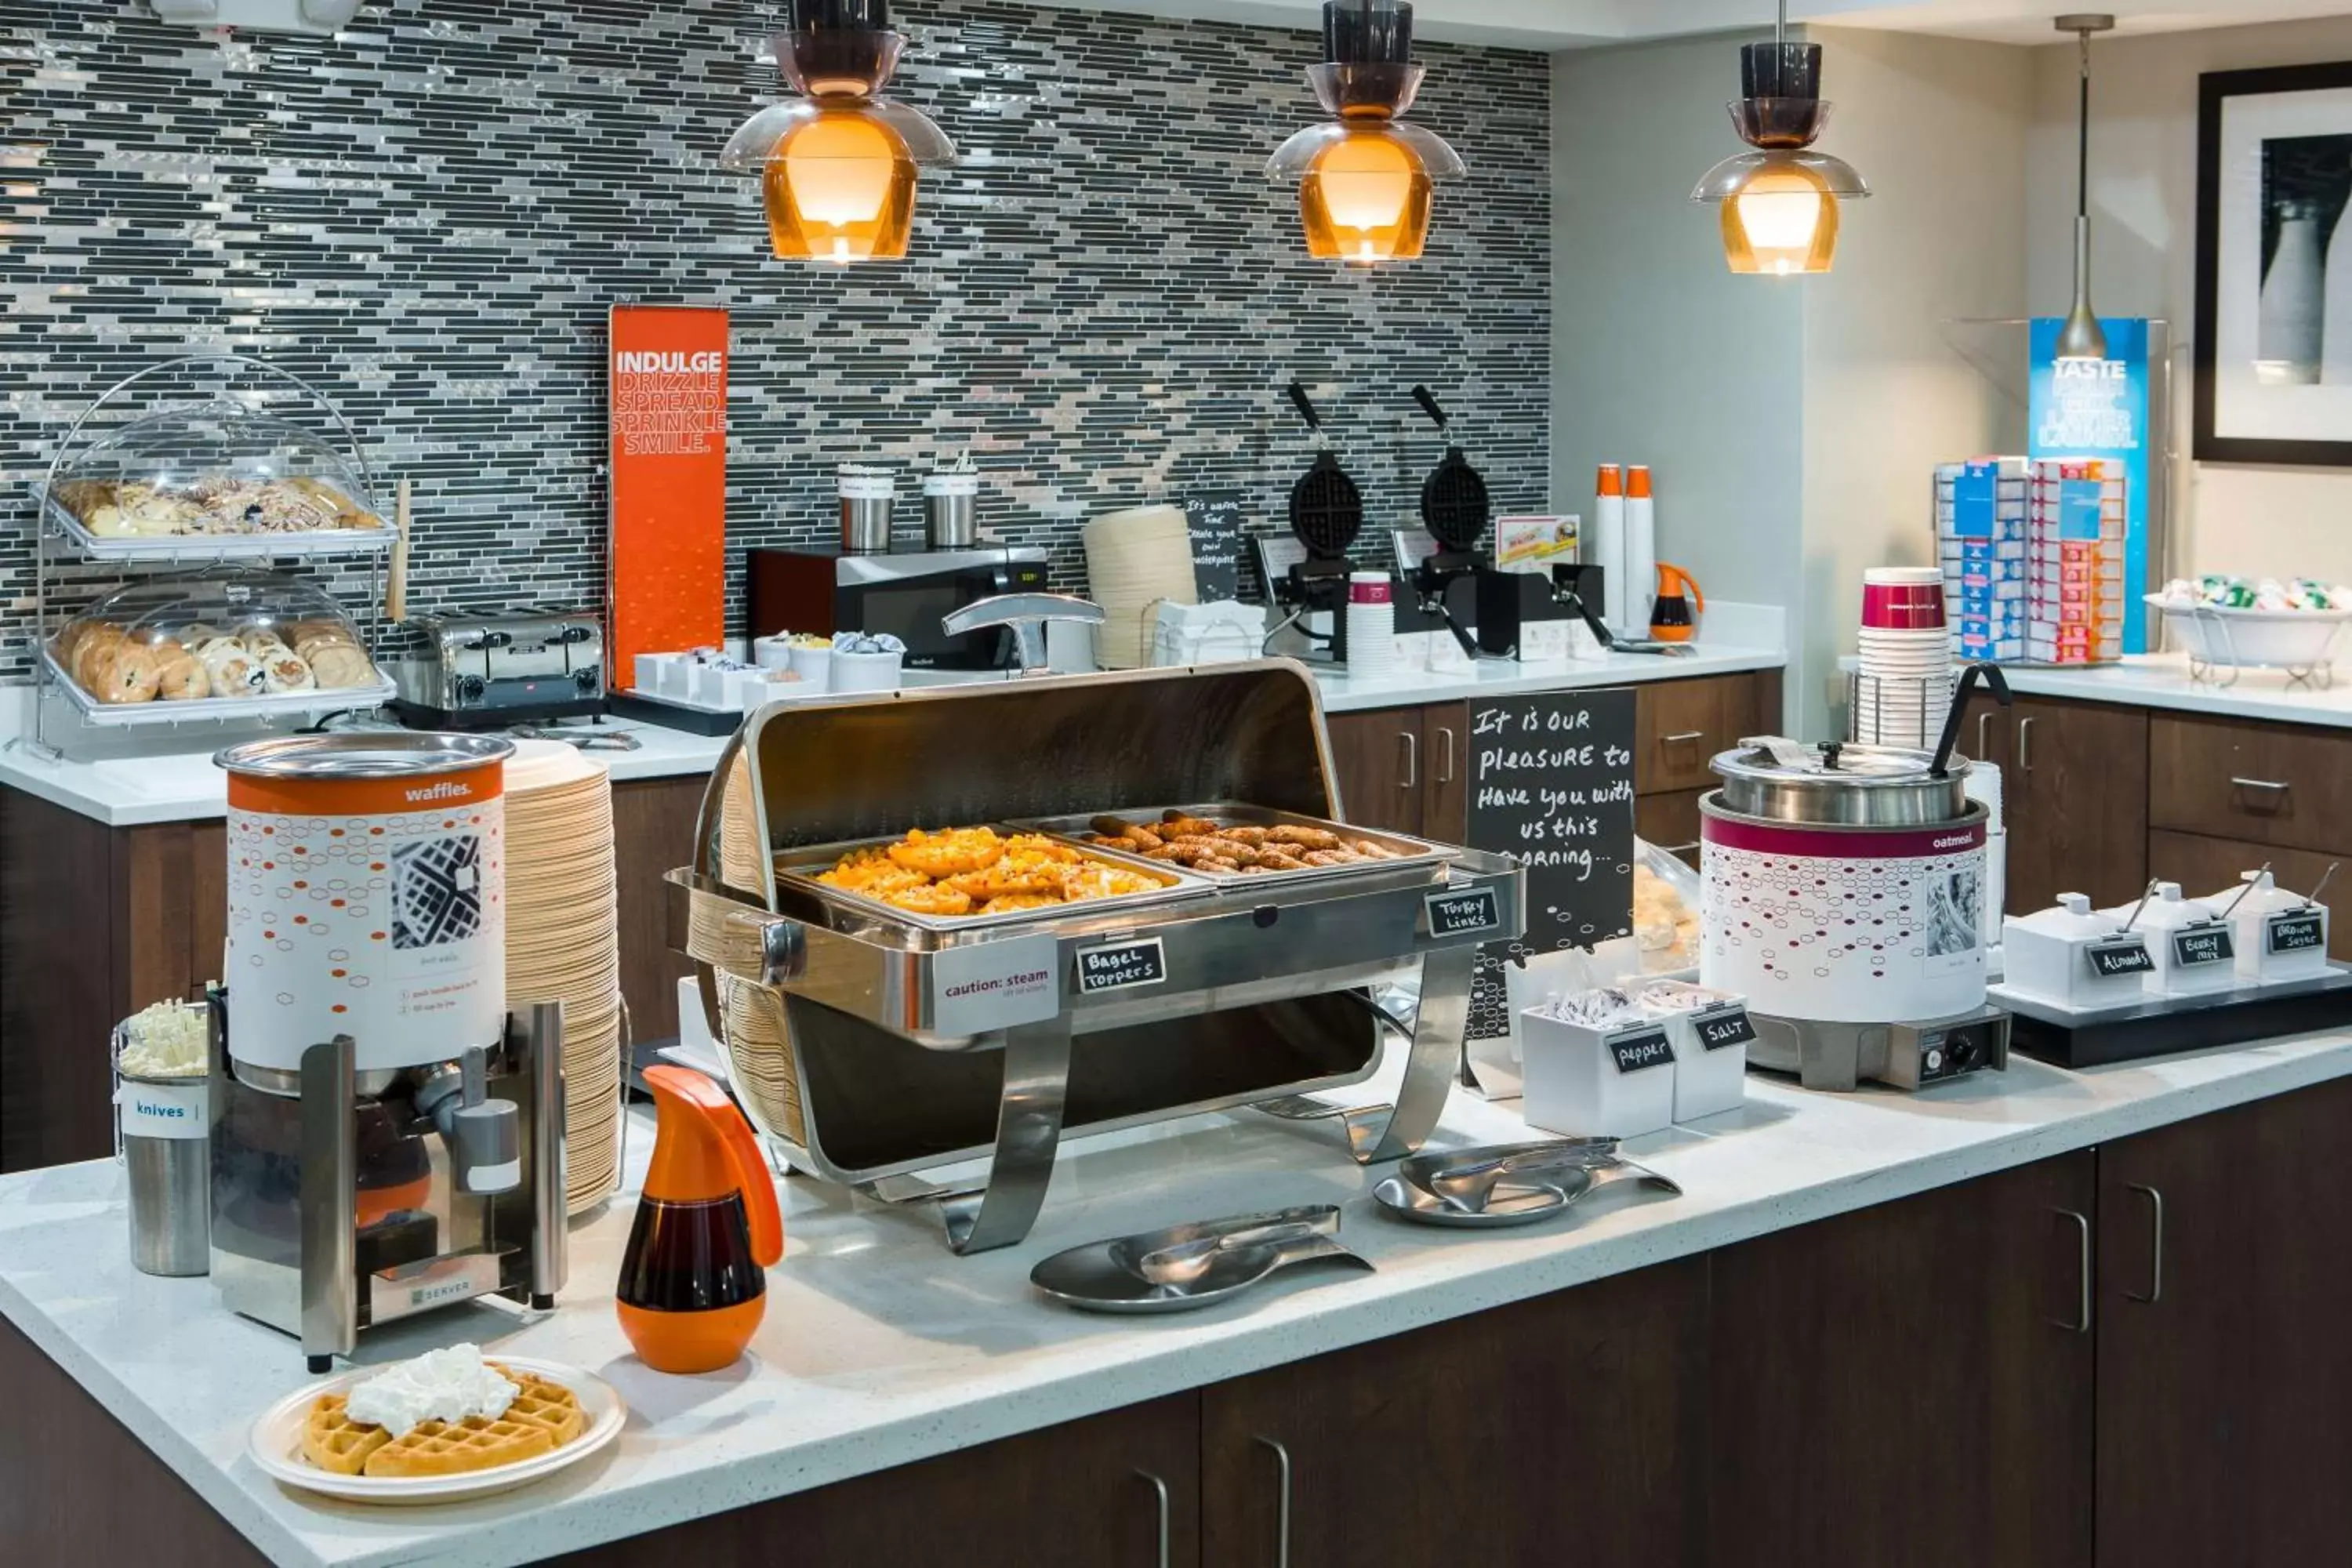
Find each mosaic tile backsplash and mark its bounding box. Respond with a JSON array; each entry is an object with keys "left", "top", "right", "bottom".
[{"left": 0, "top": 0, "right": 1551, "bottom": 676}]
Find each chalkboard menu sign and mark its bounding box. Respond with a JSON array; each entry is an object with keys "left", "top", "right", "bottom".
[
  {"left": 1181, "top": 491, "right": 1246, "bottom": 602},
  {"left": 1461, "top": 688, "right": 1638, "bottom": 1041}
]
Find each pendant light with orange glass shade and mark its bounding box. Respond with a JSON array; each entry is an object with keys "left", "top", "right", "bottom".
[
  {"left": 1690, "top": 2, "right": 1869, "bottom": 277},
  {"left": 720, "top": 0, "right": 955, "bottom": 263},
  {"left": 1269, "top": 1, "right": 1465, "bottom": 264}
]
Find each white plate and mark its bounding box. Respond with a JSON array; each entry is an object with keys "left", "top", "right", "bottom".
[{"left": 248, "top": 1355, "right": 625, "bottom": 1505}]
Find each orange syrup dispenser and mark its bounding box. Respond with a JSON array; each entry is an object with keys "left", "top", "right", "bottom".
[{"left": 615, "top": 1065, "right": 785, "bottom": 1374}]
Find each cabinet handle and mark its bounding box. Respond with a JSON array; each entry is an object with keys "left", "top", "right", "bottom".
[
  {"left": 1976, "top": 711, "right": 1991, "bottom": 760},
  {"left": 1134, "top": 1469, "right": 1170, "bottom": 1568},
  {"left": 1398, "top": 731, "right": 1417, "bottom": 790},
  {"left": 2017, "top": 716, "right": 2035, "bottom": 773},
  {"left": 1435, "top": 726, "right": 1456, "bottom": 785},
  {"left": 2051, "top": 1208, "right": 2092, "bottom": 1334},
  {"left": 2127, "top": 1185, "right": 2165, "bottom": 1305},
  {"left": 2230, "top": 776, "right": 2292, "bottom": 796},
  {"left": 1252, "top": 1435, "right": 1292, "bottom": 1568},
  {"left": 1663, "top": 730, "right": 1705, "bottom": 745}
]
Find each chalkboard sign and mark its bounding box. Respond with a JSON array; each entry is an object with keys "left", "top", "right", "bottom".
[
  {"left": 1606, "top": 1026, "right": 1675, "bottom": 1074},
  {"left": 1460, "top": 688, "right": 1638, "bottom": 1041},
  {"left": 1181, "top": 491, "right": 1246, "bottom": 602},
  {"left": 1693, "top": 1004, "right": 1757, "bottom": 1052},
  {"left": 1074, "top": 937, "right": 1167, "bottom": 995},
  {"left": 2085, "top": 936, "right": 2154, "bottom": 978},
  {"left": 2171, "top": 926, "right": 2234, "bottom": 969},
  {"left": 1425, "top": 887, "right": 1503, "bottom": 939},
  {"left": 2267, "top": 911, "right": 2326, "bottom": 956}
]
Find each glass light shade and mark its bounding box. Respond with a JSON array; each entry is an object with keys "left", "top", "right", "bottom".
[
  {"left": 721, "top": 97, "right": 953, "bottom": 172},
  {"left": 761, "top": 107, "right": 917, "bottom": 263},
  {"left": 1690, "top": 147, "right": 1869, "bottom": 205},
  {"left": 1308, "top": 60, "right": 1425, "bottom": 118},
  {"left": 1297, "top": 126, "right": 1433, "bottom": 263},
  {"left": 1719, "top": 162, "right": 1841, "bottom": 276}
]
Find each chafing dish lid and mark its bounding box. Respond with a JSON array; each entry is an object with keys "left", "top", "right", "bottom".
[{"left": 215, "top": 731, "right": 514, "bottom": 779}]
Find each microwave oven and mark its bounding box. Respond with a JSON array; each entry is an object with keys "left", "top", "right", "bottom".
[{"left": 746, "top": 545, "right": 1053, "bottom": 671}]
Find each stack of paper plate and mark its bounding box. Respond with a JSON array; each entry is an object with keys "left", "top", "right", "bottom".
[
  {"left": 503, "top": 740, "right": 624, "bottom": 1214},
  {"left": 1083, "top": 506, "right": 1198, "bottom": 669},
  {"left": 715, "top": 971, "right": 804, "bottom": 1149}
]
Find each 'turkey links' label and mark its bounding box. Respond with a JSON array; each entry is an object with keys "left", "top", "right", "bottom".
[{"left": 1425, "top": 887, "right": 1501, "bottom": 939}]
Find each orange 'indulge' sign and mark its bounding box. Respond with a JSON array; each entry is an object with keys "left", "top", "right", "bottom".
[{"left": 608, "top": 304, "right": 728, "bottom": 691}]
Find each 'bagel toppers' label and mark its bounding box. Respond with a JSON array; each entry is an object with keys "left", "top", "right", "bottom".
[{"left": 928, "top": 933, "right": 1062, "bottom": 1036}]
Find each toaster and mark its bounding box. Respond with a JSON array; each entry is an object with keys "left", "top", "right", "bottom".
[{"left": 391, "top": 611, "right": 606, "bottom": 729}]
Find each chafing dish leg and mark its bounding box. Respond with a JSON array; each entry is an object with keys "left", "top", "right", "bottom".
[
  {"left": 938, "top": 1015, "right": 1075, "bottom": 1254},
  {"left": 1252, "top": 1096, "right": 1395, "bottom": 1162},
  {"left": 1355, "top": 946, "right": 1475, "bottom": 1165}
]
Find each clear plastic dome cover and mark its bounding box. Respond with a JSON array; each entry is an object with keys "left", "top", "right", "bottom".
[
  {"left": 721, "top": 97, "right": 956, "bottom": 172},
  {"left": 1691, "top": 146, "right": 1870, "bottom": 204},
  {"left": 1268, "top": 118, "right": 1465, "bottom": 182},
  {"left": 51, "top": 571, "right": 383, "bottom": 708},
  {"left": 48, "top": 405, "right": 387, "bottom": 541}
]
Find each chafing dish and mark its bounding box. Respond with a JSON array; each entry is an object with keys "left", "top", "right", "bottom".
[{"left": 668, "top": 659, "right": 1526, "bottom": 1253}]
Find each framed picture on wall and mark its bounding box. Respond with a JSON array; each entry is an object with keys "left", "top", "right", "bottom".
[{"left": 2195, "top": 61, "right": 2352, "bottom": 466}]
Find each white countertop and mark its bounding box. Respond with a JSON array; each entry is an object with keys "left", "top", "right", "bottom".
[
  {"left": 1991, "top": 654, "right": 2352, "bottom": 729},
  {"left": 7, "top": 1027, "right": 2352, "bottom": 1568},
  {"left": 0, "top": 644, "right": 1785, "bottom": 829},
  {"left": 1841, "top": 652, "right": 2352, "bottom": 731}
]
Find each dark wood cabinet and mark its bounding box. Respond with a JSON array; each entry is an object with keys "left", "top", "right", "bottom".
[
  {"left": 2094, "top": 1074, "right": 2352, "bottom": 1568},
  {"left": 1421, "top": 699, "right": 1468, "bottom": 843},
  {"left": 1325, "top": 671, "right": 1779, "bottom": 851},
  {"left": 1708, "top": 1152, "right": 2096, "bottom": 1568},
  {"left": 551, "top": 1394, "right": 1203, "bottom": 1568},
  {"left": 1323, "top": 706, "right": 1425, "bottom": 836},
  {"left": 1965, "top": 694, "right": 2148, "bottom": 914},
  {"left": 0, "top": 775, "right": 709, "bottom": 1173},
  {"left": 2148, "top": 713, "right": 2352, "bottom": 856},
  {"left": 1635, "top": 670, "right": 1773, "bottom": 795},
  {"left": 1201, "top": 1256, "right": 1709, "bottom": 1567}
]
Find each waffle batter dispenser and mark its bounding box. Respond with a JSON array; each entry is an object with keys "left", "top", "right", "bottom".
[{"left": 206, "top": 733, "right": 565, "bottom": 1370}]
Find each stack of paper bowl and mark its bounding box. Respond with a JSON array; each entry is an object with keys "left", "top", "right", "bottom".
[
  {"left": 503, "top": 740, "right": 624, "bottom": 1214},
  {"left": 1857, "top": 566, "right": 1953, "bottom": 749},
  {"left": 1083, "top": 506, "right": 1198, "bottom": 669}
]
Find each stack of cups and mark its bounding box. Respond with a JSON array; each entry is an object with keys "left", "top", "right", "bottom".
[
  {"left": 1345, "top": 572, "right": 1399, "bottom": 677},
  {"left": 1857, "top": 567, "right": 1952, "bottom": 748}
]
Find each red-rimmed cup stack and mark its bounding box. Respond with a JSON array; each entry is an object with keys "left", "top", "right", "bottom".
[{"left": 1856, "top": 566, "right": 1952, "bottom": 748}]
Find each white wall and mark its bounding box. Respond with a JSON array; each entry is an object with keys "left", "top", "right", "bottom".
[
  {"left": 1552, "top": 29, "right": 1806, "bottom": 666},
  {"left": 1555, "top": 26, "right": 2029, "bottom": 735},
  {"left": 2027, "top": 14, "right": 2352, "bottom": 588},
  {"left": 1802, "top": 26, "right": 2032, "bottom": 734}
]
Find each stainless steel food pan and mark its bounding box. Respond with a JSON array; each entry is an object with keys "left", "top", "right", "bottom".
[
  {"left": 770, "top": 829, "right": 1217, "bottom": 935},
  {"left": 1016, "top": 801, "right": 1455, "bottom": 890}
]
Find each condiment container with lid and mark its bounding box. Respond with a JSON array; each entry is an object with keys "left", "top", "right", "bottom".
[
  {"left": 2200, "top": 870, "right": 2331, "bottom": 985},
  {"left": 2111, "top": 883, "right": 2238, "bottom": 997},
  {"left": 1520, "top": 990, "right": 1676, "bottom": 1140},
  {"left": 1700, "top": 737, "right": 1989, "bottom": 1027},
  {"left": 2002, "top": 893, "right": 2148, "bottom": 1010},
  {"left": 1634, "top": 979, "right": 1751, "bottom": 1123}
]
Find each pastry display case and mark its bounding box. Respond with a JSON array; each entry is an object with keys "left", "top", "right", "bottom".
[
  {"left": 22, "top": 353, "right": 394, "bottom": 754},
  {"left": 32, "top": 357, "right": 391, "bottom": 563},
  {"left": 42, "top": 572, "right": 394, "bottom": 726}
]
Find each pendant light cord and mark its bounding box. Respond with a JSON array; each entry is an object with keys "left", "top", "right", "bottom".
[
  {"left": 2076, "top": 27, "right": 2091, "bottom": 221},
  {"left": 1776, "top": 0, "right": 1787, "bottom": 46}
]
